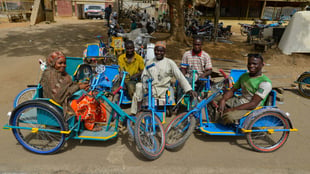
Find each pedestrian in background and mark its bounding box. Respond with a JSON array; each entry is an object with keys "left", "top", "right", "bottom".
[{"left": 105, "top": 5, "right": 112, "bottom": 26}]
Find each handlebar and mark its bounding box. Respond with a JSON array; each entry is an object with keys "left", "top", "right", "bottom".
[
  {"left": 219, "top": 69, "right": 228, "bottom": 79},
  {"left": 146, "top": 63, "right": 155, "bottom": 69},
  {"left": 180, "top": 63, "right": 189, "bottom": 67},
  {"left": 112, "top": 86, "right": 122, "bottom": 95}
]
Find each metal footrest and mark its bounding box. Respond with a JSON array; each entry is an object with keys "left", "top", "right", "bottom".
[
  {"left": 199, "top": 123, "right": 243, "bottom": 136},
  {"left": 76, "top": 126, "right": 118, "bottom": 141}
]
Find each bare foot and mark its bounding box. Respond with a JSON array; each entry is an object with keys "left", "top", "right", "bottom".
[{"left": 92, "top": 124, "right": 102, "bottom": 131}]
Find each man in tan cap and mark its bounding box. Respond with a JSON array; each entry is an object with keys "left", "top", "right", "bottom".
[{"left": 131, "top": 41, "right": 197, "bottom": 115}]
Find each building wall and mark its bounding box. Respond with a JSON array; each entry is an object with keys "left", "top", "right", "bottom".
[
  {"left": 220, "top": 0, "right": 262, "bottom": 19},
  {"left": 219, "top": 0, "right": 307, "bottom": 19},
  {"left": 57, "top": 0, "right": 73, "bottom": 16}
]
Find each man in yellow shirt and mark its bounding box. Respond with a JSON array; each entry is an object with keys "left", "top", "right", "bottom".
[{"left": 118, "top": 40, "right": 145, "bottom": 98}]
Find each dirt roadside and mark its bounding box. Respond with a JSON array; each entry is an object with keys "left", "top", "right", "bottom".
[{"left": 0, "top": 17, "right": 309, "bottom": 174}]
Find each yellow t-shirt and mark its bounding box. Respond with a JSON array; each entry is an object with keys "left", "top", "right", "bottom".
[{"left": 118, "top": 52, "right": 145, "bottom": 78}]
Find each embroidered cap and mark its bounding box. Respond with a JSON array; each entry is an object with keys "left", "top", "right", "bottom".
[{"left": 155, "top": 41, "right": 166, "bottom": 48}]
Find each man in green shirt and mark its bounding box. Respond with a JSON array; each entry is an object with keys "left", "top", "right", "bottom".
[{"left": 218, "top": 54, "right": 272, "bottom": 125}]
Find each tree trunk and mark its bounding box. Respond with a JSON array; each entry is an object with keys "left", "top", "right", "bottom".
[
  {"left": 213, "top": 0, "right": 220, "bottom": 43},
  {"left": 167, "top": 0, "right": 190, "bottom": 45}
]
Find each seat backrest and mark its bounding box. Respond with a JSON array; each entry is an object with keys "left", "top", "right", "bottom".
[
  {"left": 65, "top": 57, "right": 84, "bottom": 78},
  {"left": 86, "top": 44, "right": 100, "bottom": 57},
  {"left": 264, "top": 90, "right": 277, "bottom": 106},
  {"left": 34, "top": 84, "right": 43, "bottom": 99},
  {"left": 230, "top": 69, "right": 247, "bottom": 84},
  {"left": 104, "top": 65, "right": 120, "bottom": 82},
  {"left": 111, "top": 37, "right": 124, "bottom": 51}
]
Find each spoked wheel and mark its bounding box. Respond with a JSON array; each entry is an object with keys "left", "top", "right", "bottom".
[
  {"left": 13, "top": 87, "right": 37, "bottom": 108},
  {"left": 10, "top": 100, "right": 67, "bottom": 154},
  {"left": 74, "top": 64, "right": 93, "bottom": 81},
  {"left": 240, "top": 26, "right": 248, "bottom": 36},
  {"left": 245, "top": 111, "right": 290, "bottom": 152},
  {"left": 134, "top": 112, "right": 165, "bottom": 160},
  {"left": 297, "top": 73, "right": 310, "bottom": 99},
  {"left": 165, "top": 112, "right": 196, "bottom": 150}
]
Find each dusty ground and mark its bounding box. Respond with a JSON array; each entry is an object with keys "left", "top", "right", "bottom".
[{"left": 0, "top": 17, "right": 309, "bottom": 174}]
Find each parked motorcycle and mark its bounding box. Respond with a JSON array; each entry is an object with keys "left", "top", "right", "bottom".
[
  {"left": 186, "top": 20, "right": 232, "bottom": 40},
  {"left": 108, "top": 23, "right": 124, "bottom": 38},
  {"left": 117, "top": 28, "right": 154, "bottom": 59},
  {"left": 238, "top": 23, "right": 253, "bottom": 36}
]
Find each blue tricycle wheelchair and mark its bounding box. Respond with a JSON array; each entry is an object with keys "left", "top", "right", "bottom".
[
  {"left": 5, "top": 57, "right": 167, "bottom": 160},
  {"left": 165, "top": 69, "right": 298, "bottom": 152},
  {"left": 175, "top": 63, "right": 211, "bottom": 112},
  {"left": 4, "top": 62, "right": 136, "bottom": 154}
]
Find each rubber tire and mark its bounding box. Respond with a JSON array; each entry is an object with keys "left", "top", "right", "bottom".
[
  {"left": 13, "top": 87, "right": 37, "bottom": 108},
  {"left": 297, "top": 73, "right": 310, "bottom": 99},
  {"left": 165, "top": 112, "right": 196, "bottom": 150},
  {"left": 10, "top": 100, "right": 67, "bottom": 154},
  {"left": 134, "top": 112, "right": 165, "bottom": 160},
  {"left": 74, "top": 64, "right": 92, "bottom": 82},
  {"left": 245, "top": 111, "right": 290, "bottom": 152},
  {"left": 240, "top": 26, "right": 248, "bottom": 36}
]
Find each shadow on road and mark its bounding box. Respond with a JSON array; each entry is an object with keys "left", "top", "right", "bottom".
[
  {"left": 193, "top": 131, "right": 253, "bottom": 152},
  {"left": 0, "top": 21, "right": 107, "bottom": 58}
]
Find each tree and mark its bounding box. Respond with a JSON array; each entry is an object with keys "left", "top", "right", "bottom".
[
  {"left": 167, "top": 0, "right": 190, "bottom": 45},
  {"left": 166, "top": 0, "right": 221, "bottom": 44}
]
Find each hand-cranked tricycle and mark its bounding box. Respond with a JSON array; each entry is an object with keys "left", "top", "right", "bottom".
[
  {"left": 3, "top": 56, "right": 165, "bottom": 160},
  {"left": 165, "top": 69, "right": 298, "bottom": 152}
]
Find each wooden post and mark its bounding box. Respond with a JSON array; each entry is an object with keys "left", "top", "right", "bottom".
[
  {"left": 1, "top": 0, "right": 5, "bottom": 12},
  {"left": 4, "top": 0, "right": 8, "bottom": 11},
  {"left": 214, "top": 0, "right": 220, "bottom": 43},
  {"left": 246, "top": 0, "right": 250, "bottom": 20},
  {"left": 260, "top": 0, "right": 266, "bottom": 19}
]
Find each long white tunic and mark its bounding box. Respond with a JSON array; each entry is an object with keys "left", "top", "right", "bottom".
[
  {"left": 142, "top": 57, "right": 192, "bottom": 97},
  {"left": 130, "top": 57, "right": 192, "bottom": 114}
]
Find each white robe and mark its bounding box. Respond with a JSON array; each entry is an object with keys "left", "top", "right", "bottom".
[{"left": 131, "top": 57, "right": 192, "bottom": 114}]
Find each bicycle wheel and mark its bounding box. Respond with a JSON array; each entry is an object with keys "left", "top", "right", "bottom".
[
  {"left": 134, "top": 112, "right": 165, "bottom": 160},
  {"left": 10, "top": 100, "right": 67, "bottom": 154},
  {"left": 240, "top": 26, "right": 248, "bottom": 36},
  {"left": 13, "top": 87, "right": 37, "bottom": 108},
  {"left": 297, "top": 73, "right": 310, "bottom": 99},
  {"left": 165, "top": 112, "right": 196, "bottom": 150},
  {"left": 245, "top": 111, "right": 290, "bottom": 152}
]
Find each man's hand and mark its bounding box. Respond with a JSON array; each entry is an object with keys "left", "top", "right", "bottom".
[
  {"left": 79, "top": 82, "right": 90, "bottom": 91},
  {"left": 187, "top": 90, "right": 198, "bottom": 98},
  {"left": 130, "top": 73, "right": 140, "bottom": 81}
]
